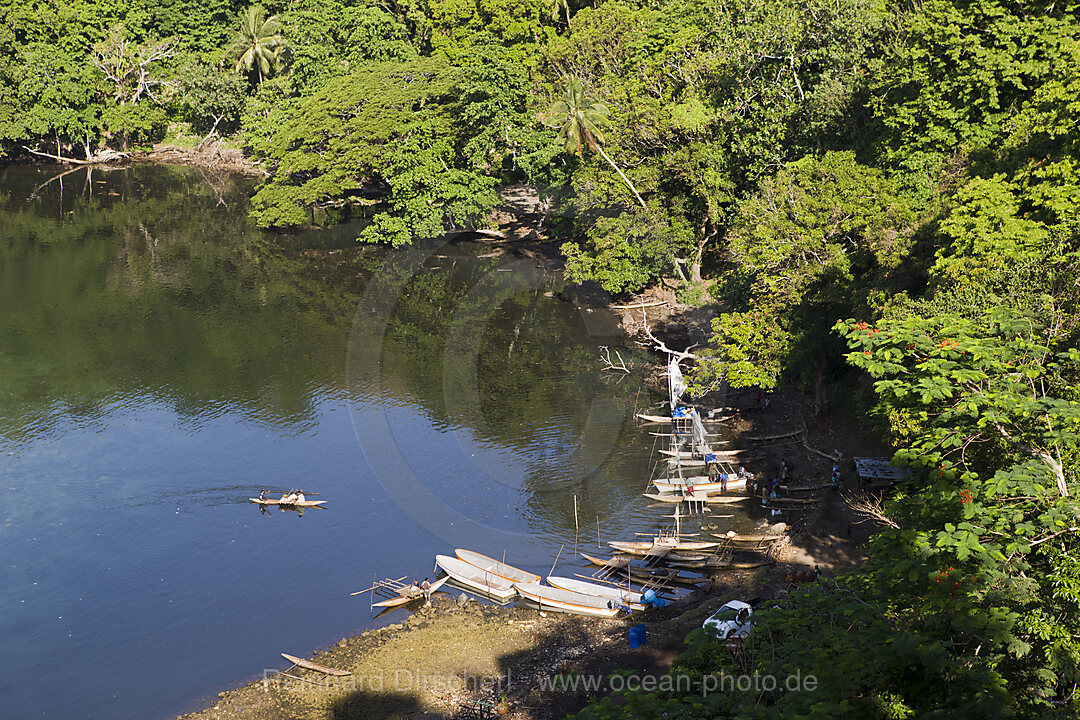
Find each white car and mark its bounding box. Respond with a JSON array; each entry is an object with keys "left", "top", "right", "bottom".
[{"left": 702, "top": 600, "right": 753, "bottom": 639}]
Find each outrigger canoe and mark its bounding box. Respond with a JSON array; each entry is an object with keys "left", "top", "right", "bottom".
[
  {"left": 609, "top": 539, "right": 719, "bottom": 555},
  {"left": 643, "top": 491, "right": 750, "bottom": 504},
  {"left": 652, "top": 477, "right": 746, "bottom": 494},
  {"left": 250, "top": 498, "right": 326, "bottom": 508},
  {"left": 372, "top": 576, "right": 449, "bottom": 607},
  {"left": 581, "top": 553, "right": 631, "bottom": 569}
]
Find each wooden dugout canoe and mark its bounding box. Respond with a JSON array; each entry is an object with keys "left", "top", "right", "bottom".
[
  {"left": 281, "top": 653, "right": 350, "bottom": 676},
  {"left": 643, "top": 492, "right": 751, "bottom": 504}
]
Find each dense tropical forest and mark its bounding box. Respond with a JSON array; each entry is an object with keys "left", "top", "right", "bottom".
[{"left": 3, "top": 0, "right": 1079, "bottom": 715}]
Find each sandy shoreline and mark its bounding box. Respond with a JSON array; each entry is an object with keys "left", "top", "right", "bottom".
[{"left": 177, "top": 566, "right": 787, "bottom": 720}]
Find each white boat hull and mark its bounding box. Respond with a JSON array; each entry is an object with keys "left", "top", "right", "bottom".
[
  {"left": 455, "top": 549, "right": 540, "bottom": 584},
  {"left": 546, "top": 576, "right": 644, "bottom": 606},
  {"left": 514, "top": 583, "right": 620, "bottom": 617},
  {"left": 435, "top": 555, "right": 517, "bottom": 601}
]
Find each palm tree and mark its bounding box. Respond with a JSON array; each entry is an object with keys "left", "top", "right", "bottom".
[
  {"left": 550, "top": 75, "right": 646, "bottom": 208},
  {"left": 229, "top": 6, "right": 287, "bottom": 86},
  {"left": 550, "top": 0, "right": 571, "bottom": 26}
]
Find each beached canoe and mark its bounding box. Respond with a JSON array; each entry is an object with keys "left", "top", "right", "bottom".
[
  {"left": 435, "top": 555, "right": 517, "bottom": 601},
  {"left": 281, "top": 653, "right": 350, "bottom": 676},
  {"left": 514, "top": 582, "right": 620, "bottom": 617},
  {"left": 711, "top": 532, "right": 785, "bottom": 548},
  {"left": 580, "top": 553, "right": 631, "bottom": 569},
  {"left": 454, "top": 549, "right": 540, "bottom": 584},
  {"left": 609, "top": 539, "right": 719, "bottom": 555},
  {"left": 761, "top": 496, "right": 821, "bottom": 507},
  {"left": 546, "top": 576, "right": 644, "bottom": 605},
  {"left": 250, "top": 498, "right": 326, "bottom": 508}
]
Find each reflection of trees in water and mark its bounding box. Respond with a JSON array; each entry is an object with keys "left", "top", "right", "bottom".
[
  {"left": 1, "top": 163, "right": 653, "bottom": 533},
  {"left": 0, "top": 165, "right": 361, "bottom": 444}
]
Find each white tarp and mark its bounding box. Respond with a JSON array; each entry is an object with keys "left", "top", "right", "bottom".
[{"left": 668, "top": 358, "right": 686, "bottom": 410}]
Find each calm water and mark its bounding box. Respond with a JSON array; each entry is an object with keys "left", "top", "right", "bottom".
[{"left": 0, "top": 164, "right": 750, "bottom": 720}]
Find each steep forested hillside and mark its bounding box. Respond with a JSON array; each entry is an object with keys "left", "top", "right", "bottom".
[{"left": 3, "top": 0, "right": 1078, "bottom": 715}]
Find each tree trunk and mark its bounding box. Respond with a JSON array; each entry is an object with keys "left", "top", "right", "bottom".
[{"left": 595, "top": 145, "right": 646, "bottom": 209}]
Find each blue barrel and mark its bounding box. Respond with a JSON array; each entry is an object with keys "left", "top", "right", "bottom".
[{"left": 628, "top": 623, "right": 647, "bottom": 648}]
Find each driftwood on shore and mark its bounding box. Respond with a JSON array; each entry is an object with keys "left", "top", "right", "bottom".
[{"left": 23, "top": 145, "right": 129, "bottom": 165}]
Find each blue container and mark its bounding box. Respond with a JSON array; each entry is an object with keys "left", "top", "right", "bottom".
[{"left": 628, "top": 623, "right": 647, "bottom": 648}]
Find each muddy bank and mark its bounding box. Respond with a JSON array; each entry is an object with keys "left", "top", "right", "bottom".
[{"left": 140, "top": 142, "right": 267, "bottom": 176}]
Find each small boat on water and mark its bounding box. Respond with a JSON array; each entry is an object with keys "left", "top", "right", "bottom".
[
  {"left": 668, "top": 557, "right": 774, "bottom": 571},
  {"left": 371, "top": 576, "right": 450, "bottom": 607},
  {"left": 626, "top": 565, "right": 707, "bottom": 586},
  {"left": 250, "top": 497, "right": 326, "bottom": 508},
  {"left": 581, "top": 553, "right": 631, "bottom": 569},
  {"left": 547, "top": 576, "right": 644, "bottom": 605},
  {"left": 659, "top": 447, "right": 747, "bottom": 459},
  {"left": 454, "top": 549, "right": 540, "bottom": 584},
  {"left": 609, "top": 539, "right": 719, "bottom": 555},
  {"left": 435, "top": 555, "right": 517, "bottom": 601},
  {"left": 643, "top": 491, "right": 750, "bottom": 504},
  {"left": 652, "top": 477, "right": 746, "bottom": 493},
  {"left": 514, "top": 582, "right": 621, "bottom": 617}
]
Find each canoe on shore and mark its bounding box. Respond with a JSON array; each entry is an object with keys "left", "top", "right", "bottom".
[
  {"left": 250, "top": 498, "right": 326, "bottom": 508},
  {"left": 609, "top": 539, "right": 719, "bottom": 555},
  {"left": 281, "top": 653, "right": 351, "bottom": 676},
  {"left": 581, "top": 553, "right": 631, "bottom": 569},
  {"left": 435, "top": 555, "right": 517, "bottom": 601},
  {"left": 547, "top": 576, "right": 644, "bottom": 605},
  {"left": 514, "top": 582, "right": 620, "bottom": 617},
  {"left": 455, "top": 549, "right": 540, "bottom": 584},
  {"left": 761, "top": 496, "right": 821, "bottom": 507}
]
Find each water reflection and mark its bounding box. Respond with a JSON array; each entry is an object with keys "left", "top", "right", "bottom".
[{"left": 0, "top": 163, "right": 733, "bottom": 720}]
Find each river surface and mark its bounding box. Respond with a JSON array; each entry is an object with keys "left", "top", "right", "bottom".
[{"left": 0, "top": 164, "right": 753, "bottom": 720}]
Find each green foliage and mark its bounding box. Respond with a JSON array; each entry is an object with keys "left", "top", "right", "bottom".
[
  {"left": 871, "top": 0, "right": 1077, "bottom": 170},
  {"left": 561, "top": 208, "right": 690, "bottom": 294},
  {"left": 249, "top": 57, "right": 535, "bottom": 243},
  {"left": 690, "top": 151, "right": 917, "bottom": 392},
  {"left": 179, "top": 60, "right": 248, "bottom": 136}
]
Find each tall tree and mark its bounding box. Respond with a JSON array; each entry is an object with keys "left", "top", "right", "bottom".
[
  {"left": 229, "top": 5, "right": 288, "bottom": 86},
  {"left": 549, "top": 74, "right": 646, "bottom": 208}
]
